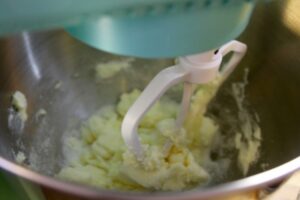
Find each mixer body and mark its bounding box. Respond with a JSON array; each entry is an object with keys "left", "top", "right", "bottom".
[{"left": 0, "top": 0, "right": 255, "bottom": 58}]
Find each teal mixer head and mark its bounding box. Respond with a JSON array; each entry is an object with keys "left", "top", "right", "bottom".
[
  {"left": 0, "top": 0, "right": 255, "bottom": 58},
  {"left": 66, "top": 0, "right": 255, "bottom": 58}
]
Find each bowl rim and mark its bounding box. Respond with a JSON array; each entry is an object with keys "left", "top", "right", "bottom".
[{"left": 0, "top": 155, "right": 300, "bottom": 199}]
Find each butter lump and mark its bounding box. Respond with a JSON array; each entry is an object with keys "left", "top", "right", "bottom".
[
  {"left": 15, "top": 151, "right": 26, "bottom": 164},
  {"left": 11, "top": 91, "right": 28, "bottom": 121},
  {"left": 8, "top": 91, "right": 28, "bottom": 132},
  {"left": 122, "top": 145, "right": 209, "bottom": 191},
  {"left": 95, "top": 58, "right": 134, "bottom": 79}
]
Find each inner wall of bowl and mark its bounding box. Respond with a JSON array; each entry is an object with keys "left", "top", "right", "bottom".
[
  {"left": 0, "top": 30, "right": 246, "bottom": 184},
  {"left": 0, "top": 0, "right": 300, "bottom": 189}
]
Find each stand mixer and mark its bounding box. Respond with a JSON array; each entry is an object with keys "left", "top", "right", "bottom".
[
  {"left": 1, "top": 1, "right": 300, "bottom": 199},
  {"left": 0, "top": 0, "right": 256, "bottom": 169}
]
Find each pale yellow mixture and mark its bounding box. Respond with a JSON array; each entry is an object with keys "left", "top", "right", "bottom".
[
  {"left": 11, "top": 91, "right": 28, "bottom": 122},
  {"left": 57, "top": 74, "right": 261, "bottom": 191}
]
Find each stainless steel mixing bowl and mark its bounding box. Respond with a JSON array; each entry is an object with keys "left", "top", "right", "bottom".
[{"left": 0, "top": 0, "right": 300, "bottom": 199}]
